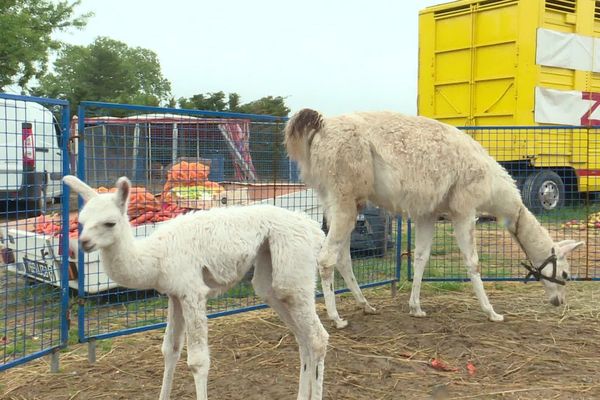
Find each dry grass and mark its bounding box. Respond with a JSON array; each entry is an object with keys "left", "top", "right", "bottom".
[{"left": 2, "top": 282, "right": 600, "bottom": 399}]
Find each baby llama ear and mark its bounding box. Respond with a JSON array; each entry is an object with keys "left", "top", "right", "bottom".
[
  {"left": 62, "top": 175, "right": 98, "bottom": 202},
  {"left": 115, "top": 176, "right": 131, "bottom": 215}
]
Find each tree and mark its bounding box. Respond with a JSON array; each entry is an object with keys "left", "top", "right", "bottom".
[
  {"left": 178, "top": 92, "right": 290, "bottom": 117},
  {"left": 0, "top": 0, "right": 90, "bottom": 91},
  {"left": 34, "top": 37, "right": 172, "bottom": 111},
  {"left": 236, "top": 96, "right": 289, "bottom": 117},
  {"left": 178, "top": 91, "right": 227, "bottom": 111},
  {"left": 227, "top": 93, "right": 241, "bottom": 112}
]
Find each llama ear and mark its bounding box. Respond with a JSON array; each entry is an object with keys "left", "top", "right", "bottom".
[
  {"left": 62, "top": 175, "right": 97, "bottom": 202},
  {"left": 557, "top": 240, "right": 585, "bottom": 258},
  {"left": 115, "top": 176, "right": 131, "bottom": 214}
]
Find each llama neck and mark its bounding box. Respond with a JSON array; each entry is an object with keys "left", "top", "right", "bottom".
[
  {"left": 509, "top": 206, "right": 555, "bottom": 266},
  {"left": 99, "top": 228, "right": 160, "bottom": 290}
]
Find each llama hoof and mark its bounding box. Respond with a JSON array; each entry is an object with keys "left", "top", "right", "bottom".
[
  {"left": 363, "top": 304, "right": 378, "bottom": 315},
  {"left": 409, "top": 309, "right": 427, "bottom": 318},
  {"left": 334, "top": 319, "right": 349, "bottom": 329},
  {"left": 488, "top": 313, "right": 504, "bottom": 322}
]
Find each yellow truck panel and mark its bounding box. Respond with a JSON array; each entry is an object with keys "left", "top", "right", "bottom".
[{"left": 418, "top": 0, "right": 600, "bottom": 211}]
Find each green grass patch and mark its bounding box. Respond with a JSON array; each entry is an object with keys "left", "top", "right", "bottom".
[
  {"left": 124, "top": 297, "right": 168, "bottom": 313},
  {"left": 3, "top": 334, "right": 45, "bottom": 358},
  {"left": 430, "top": 281, "right": 465, "bottom": 292},
  {"left": 221, "top": 281, "right": 255, "bottom": 299},
  {"left": 537, "top": 205, "right": 600, "bottom": 224},
  {"left": 99, "top": 338, "right": 113, "bottom": 353},
  {"left": 67, "top": 327, "right": 79, "bottom": 345}
]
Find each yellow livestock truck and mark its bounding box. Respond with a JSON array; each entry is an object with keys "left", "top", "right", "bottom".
[{"left": 418, "top": 0, "right": 600, "bottom": 212}]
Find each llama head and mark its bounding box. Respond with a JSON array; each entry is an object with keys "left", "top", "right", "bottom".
[
  {"left": 540, "top": 239, "right": 584, "bottom": 306},
  {"left": 63, "top": 175, "right": 131, "bottom": 252},
  {"left": 284, "top": 108, "right": 324, "bottom": 162}
]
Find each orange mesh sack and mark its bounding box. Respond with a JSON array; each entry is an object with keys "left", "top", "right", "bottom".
[
  {"left": 127, "top": 187, "right": 161, "bottom": 218},
  {"left": 163, "top": 160, "right": 215, "bottom": 201}
]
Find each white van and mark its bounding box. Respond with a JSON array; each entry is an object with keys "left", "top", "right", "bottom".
[{"left": 0, "top": 98, "right": 62, "bottom": 209}]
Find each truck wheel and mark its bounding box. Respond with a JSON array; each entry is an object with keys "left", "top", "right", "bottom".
[{"left": 522, "top": 170, "right": 565, "bottom": 213}]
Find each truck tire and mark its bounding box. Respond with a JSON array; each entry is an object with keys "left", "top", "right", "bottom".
[{"left": 522, "top": 170, "right": 565, "bottom": 213}]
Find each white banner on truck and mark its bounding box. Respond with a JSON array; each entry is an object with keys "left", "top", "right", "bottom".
[
  {"left": 536, "top": 28, "right": 600, "bottom": 73},
  {"left": 535, "top": 87, "right": 600, "bottom": 126}
]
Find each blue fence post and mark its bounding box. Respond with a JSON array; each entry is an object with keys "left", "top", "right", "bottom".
[
  {"left": 60, "top": 104, "right": 71, "bottom": 348},
  {"left": 66, "top": 100, "right": 401, "bottom": 345},
  {"left": 76, "top": 105, "right": 87, "bottom": 345},
  {"left": 53, "top": 103, "right": 72, "bottom": 373},
  {"left": 390, "top": 216, "right": 402, "bottom": 297},
  {"left": 406, "top": 218, "right": 412, "bottom": 281},
  {"left": 396, "top": 217, "right": 402, "bottom": 283}
]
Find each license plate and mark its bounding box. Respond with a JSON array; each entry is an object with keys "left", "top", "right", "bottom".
[{"left": 23, "top": 257, "right": 57, "bottom": 283}]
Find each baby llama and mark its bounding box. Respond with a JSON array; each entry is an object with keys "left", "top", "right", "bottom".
[{"left": 63, "top": 175, "right": 329, "bottom": 400}]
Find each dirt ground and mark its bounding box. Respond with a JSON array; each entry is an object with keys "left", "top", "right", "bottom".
[{"left": 2, "top": 282, "right": 600, "bottom": 400}]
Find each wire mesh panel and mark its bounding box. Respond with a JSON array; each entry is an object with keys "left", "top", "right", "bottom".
[
  {"left": 0, "top": 94, "right": 70, "bottom": 371},
  {"left": 75, "top": 102, "right": 398, "bottom": 342},
  {"left": 407, "top": 126, "right": 598, "bottom": 282}
]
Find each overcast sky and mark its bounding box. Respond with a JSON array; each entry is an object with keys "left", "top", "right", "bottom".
[{"left": 52, "top": 0, "right": 445, "bottom": 116}]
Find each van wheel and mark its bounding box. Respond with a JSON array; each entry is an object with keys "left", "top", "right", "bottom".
[{"left": 522, "top": 170, "right": 565, "bottom": 213}]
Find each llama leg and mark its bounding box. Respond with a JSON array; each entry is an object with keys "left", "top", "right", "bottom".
[
  {"left": 159, "top": 296, "right": 186, "bottom": 400},
  {"left": 453, "top": 215, "right": 504, "bottom": 322},
  {"left": 254, "top": 245, "right": 328, "bottom": 399},
  {"left": 252, "top": 255, "right": 314, "bottom": 400},
  {"left": 306, "top": 312, "right": 328, "bottom": 400},
  {"left": 253, "top": 254, "right": 312, "bottom": 399},
  {"left": 281, "top": 293, "right": 329, "bottom": 400},
  {"left": 319, "top": 204, "right": 356, "bottom": 271},
  {"left": 264, "top": 295, "right": 312, "bottom": 399},
  {"left": 321, "top": 204, "right": 375, "bottom": 314},
  {"left": 318, "top": 260, "right": 347, "bottom": 329},
  {"left": 181, "top": 294, "right": 211, "bottom": 400},
  {"left": 336, "top": 238, "right": 377, "bottom": 314},
  {"left": 408, "top": 215, "right": 436, "bottom": 317}
]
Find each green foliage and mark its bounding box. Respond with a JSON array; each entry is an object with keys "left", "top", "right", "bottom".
[
  {"left": 0, "top": 0, "right": 91, "bottom": 90},
  {"left": 178, "top": 92, "right": 290, "bottom": 117},
  {"left": 236, "top": 96, "right": 290, "bottom": 117},
  {"left": 227, "top": 92, "right": 241, "bottom": 111},
  {"left": 34, "top": 37, "right": 172, "bottom": 112},
  {"left": 178, "top": 91, "right": 227, "bottom": 111}
]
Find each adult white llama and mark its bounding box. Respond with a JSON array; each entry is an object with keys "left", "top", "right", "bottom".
[
  {"left": 285, "top": 109, "right": 584, "bottom": 328},
  {"left": 63, "top": 175, "right": 329, "bottom": 400}
]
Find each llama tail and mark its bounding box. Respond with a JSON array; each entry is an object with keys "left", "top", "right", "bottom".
[{"left": 284, "top": 109, "right": 324, "bottom": 161}]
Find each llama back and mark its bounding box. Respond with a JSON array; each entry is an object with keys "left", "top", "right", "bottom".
[
  {"left": 144, "top": 208, "right": 270, "bottom": 289},
  {"left": 344, "top": 112, "right": 522, "bottom": 216},
  {"left": 286, "top": 109, "right": 522, "bottom": 217},
  {"left": 150, "top": 205, "right": 325, "bottom": 293}
]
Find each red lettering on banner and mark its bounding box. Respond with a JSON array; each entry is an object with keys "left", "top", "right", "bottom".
[{"left": 581, "top": 91, "right": 600, "bottom": 126}]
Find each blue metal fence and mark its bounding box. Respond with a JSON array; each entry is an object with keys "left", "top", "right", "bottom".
[
  {"left": 7, "top": 96, "right": 599, "bottom": 373},
  {"left": 74, "top": 101, "right": 399, "bottom": 346},
  {"left": 0, "top": 93, "right": 70, "bottom": 372}
]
